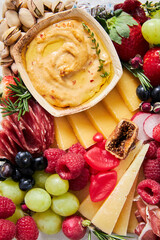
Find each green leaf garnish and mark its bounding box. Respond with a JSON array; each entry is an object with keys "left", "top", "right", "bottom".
[{"left": 142, "top": 1, "right": 160, "bottom": 16}]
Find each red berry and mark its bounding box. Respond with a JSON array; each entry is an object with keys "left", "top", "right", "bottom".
[
  {"left": 123, "top": 0, "right": 141, "bottom": 13},
  {"left": 69, "top": 168, "right": 90, "bottom": 191},
  {"left": 114, "top": 3, "right": 124, "bottom": 11},
  {"left": 93, "top": 133, "right": 104, "bottom": 142},
  {"left": 131, "top": 6, "right": 148, "bottom": 24},
  {"left": 62, "top": 215, "right": 87, "bottom": 240},
  {"left": 0, "top": 196, "right": 16, "bottom": 219},
  {"left": 143, "top": 158, "right": 160, "bottom": 182},
  {"left": 44, "top": 148, "right": 66, "bottom": 173},
  {"left": 56, "top": 152, "right": 85, "bottom": 180},
  {"left": 153, "top": 124, "right": 160, "bottom": 142},
  {"left": 16, "top": 216, "right": 39, "bottom": 240},
  {"left": 68, "top": 143, "right": 86, "bottom": 156},
  {"left": 137, "top": 179, "right": 160, "bottom": 204},
  {"left": 157, "top": 147, "right": 160, "bottom": 158},
  {"left": 0, "top": 219, "right": 16, "bottom": 240},
  {"left": 140, "top": 102, "right": 153, "bottom": 113},
  {"left": 145, "top": 141, "right": 158, "bottom": 159},
  {"left": 143, "top": 47, "right": 160, "bottom": 87}
]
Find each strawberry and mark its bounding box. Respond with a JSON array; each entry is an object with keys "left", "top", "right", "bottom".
[
  {"left": 143, "top": 48, "right": 160, "bottom": 87},
  {"left": 107, "top": 11, "right": 149, "bottom": 61},
  {"left": 0, "top": 76, "right": 19, "bottom": 101}
]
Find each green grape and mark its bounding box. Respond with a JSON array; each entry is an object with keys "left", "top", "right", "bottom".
[
  {"left": 45, "top": 174, "right": 69, "bottom": 196},
  {"left": 0, "top": 179, "right": 25, "bottom": 204},
  {"left": 7, "top": 205, "right": 24, "bottom": 224},
  {"left": 142, "top": 19, "right": 160, "bottom": 45},
  {"left": 33, "top": 171, "right": 51, "bottom": 189},
  {"left": 33, "top": 209, "right": 62, "bottom": 234},
  {"left": 25, "top": 188, "right": 51, "bottom": 212},
  {"left": 151, "top": 10, "right": 160, "bottom": 19},
  {"left": 51, "top": 192, "right": 79, "bottom": 216}
]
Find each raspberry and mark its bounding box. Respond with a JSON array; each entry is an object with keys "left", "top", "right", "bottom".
[
  {"left": 131, "top": 6, "right": 148, "bottom": 24},
  {"left": 0, "top": 219, "right": 16, "bottom": 240},
  {"left": 114, "top": 3, "right": 124, "bottom": 11},
  {"left": 0, "top": 196, "right": 16, "bottom": 219},
  {"left": 137, "top": 179, "right": 160, "bottom": 205},
  {"left": 145, "top": 141, "right": 158, "bottom": 159},
  {"left": 56, "top": 152, "right": 85, "bottom": 180},
  {"left": 16, "top": 216, "right": 39, "bottom": 240},
  {"left": 44, "top": 148, "right": 66, "bottom": 173},
  {"left": 157, "top": 148, "right": 160, "bottom": 158},
  {"left": 143, "top": 158, "right": 160, "bottom": 182},
  {"left": 153, "top": 124, "right": 160, "bottom": 142},
  {"left": 123, "top": 0, "right": 141, "bottom": 13},
  {"left": 69, "top": 168, "right": 90, "bottom": 191},
  {"left": 68, "top": 143, "right": 86, "bottom": 156}
]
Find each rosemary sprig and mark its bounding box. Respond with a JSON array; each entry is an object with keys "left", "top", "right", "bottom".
[
  {"left": 142, "top": 1, "right": 160, "bottom": 16},
  {"left": 122, "top": 61, "right": 153, "bottom": 90},
  {"left": 0, "top": 73, "right": 32, "bottom": 120},
  {"left": 82, "top": 22, "right": 109, "bottom": 79}
]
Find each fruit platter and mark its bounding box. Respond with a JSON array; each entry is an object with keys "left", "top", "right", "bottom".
[{"left": 0, "top": 0, "right": 160, "bottom": 240}]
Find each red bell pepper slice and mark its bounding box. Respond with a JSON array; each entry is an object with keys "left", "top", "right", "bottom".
[
  {"left": 84, "top": 147, "right": 119, "bottom": 171},
  {"left": 89, "top": 170, "right": 117, "bottom": 202}
]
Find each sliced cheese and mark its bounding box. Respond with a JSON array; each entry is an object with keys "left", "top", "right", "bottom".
[
  {"left": 54, "top": 117, "right": 78, "bottom": 150},
  {"left": 102, "top": 88, "right": 132, "bottom": 121},
  {"left": 86, "top": 102, "right": 117, "bottom": 138},
  {"left": 67, "top": 112, "right": 97, "bottom": 149},
  {"left": 113, "top": 176, "right": 138, "bottom": 235},
  {"left": 78, "top": 141, "right": 143, "bottom": 220},
  {"left": 91, "top": 144, "right": 149, "bottom": 234},
  {"left": 117, "top": 69, "right": 141, "bottom": 112}
]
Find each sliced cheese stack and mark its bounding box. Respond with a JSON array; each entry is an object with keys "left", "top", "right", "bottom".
[{"left": 91, "top": 144, "right": 149, "bottom": 234}]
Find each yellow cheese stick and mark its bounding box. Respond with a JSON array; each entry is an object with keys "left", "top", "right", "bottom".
[
  {"left": 102, "top": 88, "right": 132, "bottom": 121},
  {"left": 91, "top": 144, "right": 149, "bottom": 234},
  {"left": 67, "top": 112, "right": 97, "bottom": 149},
  {"left": 54, "top": 117, "right": 78, "bottom": 150},
  {"left": 78, "top": 141, "right": 143, "bottom": 220},
  {"left": 113, "top": 176, "right": 138, "bottom": 235},
  {"left": 86, "top": 102, "right": 117, "bottom": 138}
]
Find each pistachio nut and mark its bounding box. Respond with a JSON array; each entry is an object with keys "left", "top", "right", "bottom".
[
  {"left": 0, "top": 19, "right": 9, "bottom": 42},
  {"left": 0, "top": 42, "right": 5, "bottom": 57},
  {"left": 1, "top": 46, "right": 10, "bottom": 59},
  {"left": 52, "top": 0, "right": 64, "bottom": 13},
  {"left": 10, "top": 43, "right": 16, "bottom": 59},
  {"left": 0, "top": 56, "right": 14, "bottom": 68},
  {"left": 2, "top": 66, "right": 13, "bottom": 76},
  {"left": 43, "top": 0, "right": 52, "bottom": 10},
  {"left": 21, "top": 25, "right": 30, "bottom": 32},
  {"left": 37, "top": 12, "right": 54, "bottom": 23},
  {"left": 27, "top": 0, "right": 44, "bottom": 18},
  {"left": 16, "top": 0, "right": 28, "bottom": 9},
  {"left": 2, "top": 3, "right": 8, "bottom": 18},
  {"left": 2, "top": 26, "right": 21, "bottom": 46},
  {"left": 64, "top": 0, "right": 76, "bottom": 10},
  {"left": 19, "top": 8, "right": 36, "bottom": 28},
  {"left": 4, "top": 0, "right": 17, "bottom": 10},
  {"left": 11, "top": 62, "right": 18, "bottom": 75},
  {"left": 5, "top": 10, "right": 21, "bottom": 28}
]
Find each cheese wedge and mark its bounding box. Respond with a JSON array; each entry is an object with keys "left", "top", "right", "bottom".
[
  {"left": 117, "top": 69, "right": 141, "bottom": 112},
  {"left": 86, "top": 102, "right": 117, "bottom": 138},
  {"left": 78, "top": 141, "right": 143, "bottom": 220},
  {"left": 67, "top": 112, "right": 97, "bottom": 149},
  {"left": 113, "top": 176, "right": 138, "bottom": 235},
  {"left": 102, "top": 88, "right": 132, "bottom": 121},
  {"left": 91, "top": 144, "right": 149, "bottom": 234},
  {"left": 54, "top": 117, "right": 78, "bottom": 150}
]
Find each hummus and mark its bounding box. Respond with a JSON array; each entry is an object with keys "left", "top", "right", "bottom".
[{"left": 25, "top": 19, "right": 112, "bottom": 108}]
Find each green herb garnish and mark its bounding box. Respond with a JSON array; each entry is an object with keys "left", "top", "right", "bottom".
[
  {"left": 142, "top": 1, "right": 160, "bottom": 16},
  {"left": 0, "top": 73, "right": 32, "bottom": 120},
  {"left": 122, "top": 61, "right": 153, "bottom": 90},
  {"left": 82, "top": 22, "right": 109, "bottom": 78}
]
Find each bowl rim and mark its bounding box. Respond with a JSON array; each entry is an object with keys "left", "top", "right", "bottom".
[{"left": 13, "top": 8, "right": 123, "bottom": 117}]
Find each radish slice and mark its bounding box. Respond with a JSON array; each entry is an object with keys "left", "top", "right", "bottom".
[
  {"left": 131, "top": 112, "right": 152, "bottom": 141},
  {"left": 143, "top": 114, "right": 160, "bottom": 139}
]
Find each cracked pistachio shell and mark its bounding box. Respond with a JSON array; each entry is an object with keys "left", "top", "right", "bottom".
[
  {"left": 11, "top": 62, "right": 18, "bottom": 75},
  {"left": 4, "top": 0, "right": 17, "bottom": 10},
  {"left": 1, "top": 46, "right": 10, "bottom": 59},
  {"left": 64, "top": 0, "right": 76, "bottom": 10},
  {"left": 0, "top": 19, "right": 9, "bottom": 42},
  {"left": 52, "top": 0, "right": 64, "bottom": 13},
  {"left": 16, "top": 0, "right": 28, "bottom": 9},
  {"left": 0, "top": 56, "right": 14, "bottom": 67},
  {"left": 2, "top": 3, "right": 8, "bottom": 18},
  {"left": 43, "top": 0, "right": 52, "bottom": 10},
  {"left": 2, "top": 26, "right": 21, "bottom": 46},
  {"left": 27, "top": 0, "right": 44, "bottom": 18},
  {"left": 37, "top": 12, "right": 54, "bottom": 23},
  {"left": 19, "top": 8, "right": 36, "bottom": 28},
  {"left": 2, "top": 66, "right": 13, "bottom": 76},
  {"left": 5, "top": 10, "right": 21, "bottom": 28},
  {"left": 0, "top": 42, "right": 5, "bottom": 57}
]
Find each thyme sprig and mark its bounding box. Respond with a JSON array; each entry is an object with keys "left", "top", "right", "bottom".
[
  {"left": 82, "top": 22, "right": 109, "bottom": 78},
  {"left": 0, "top": 73, "right": 32, "bottom": 120},
  {"left": 122, "top": 62, "right": 153, "bottom": 90},
  {"left": 142, "top": 1, "right": 160, "bottom": 16}
]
